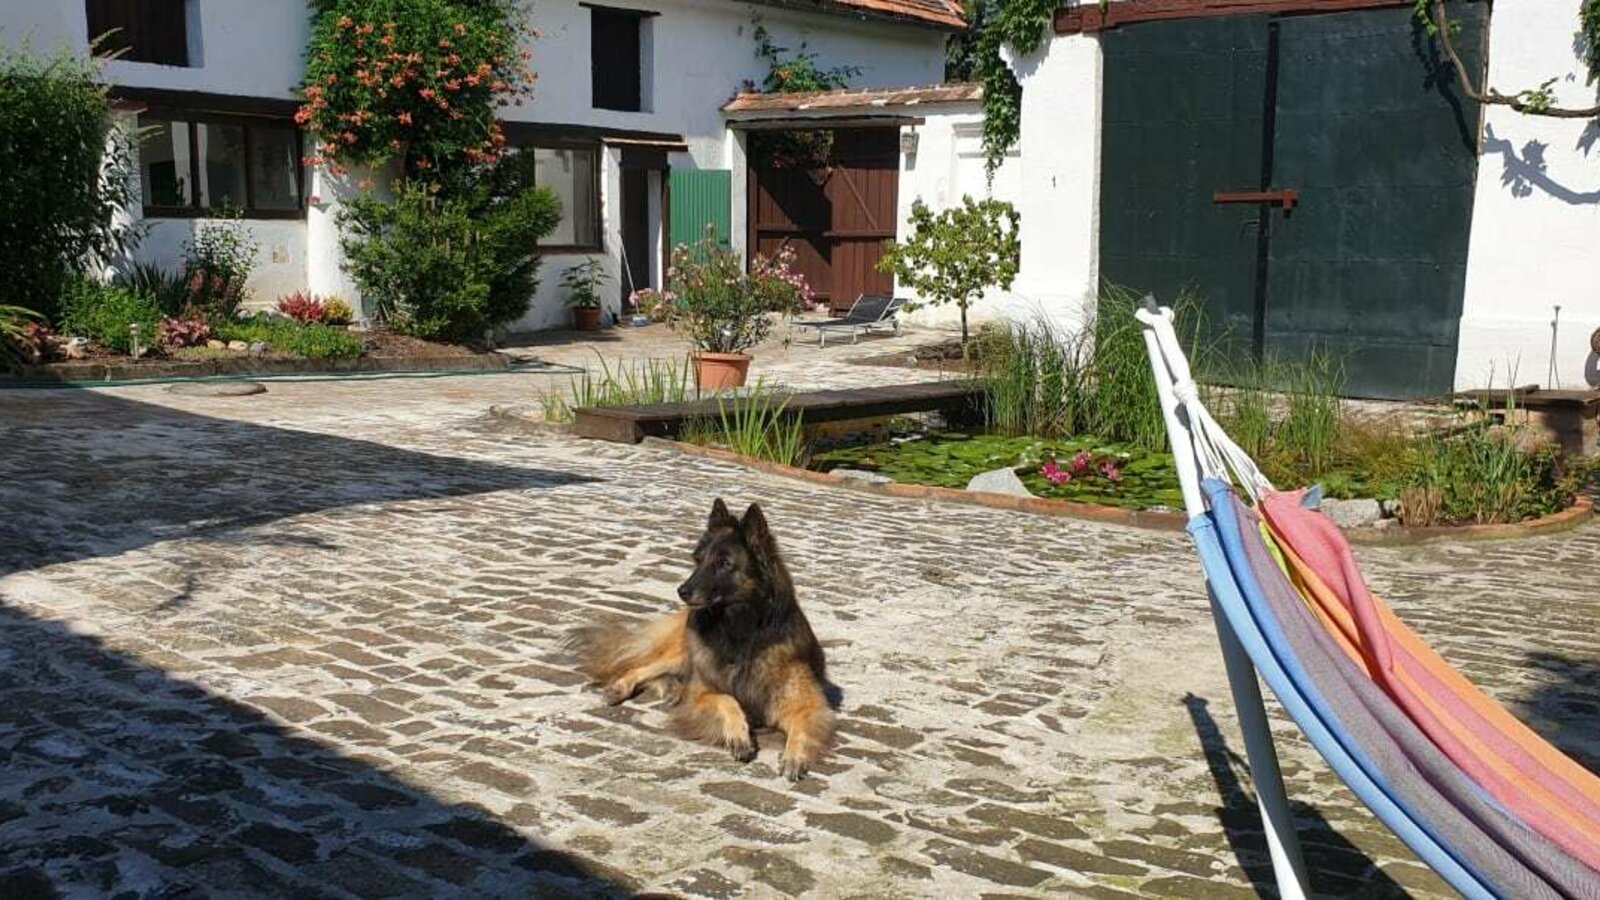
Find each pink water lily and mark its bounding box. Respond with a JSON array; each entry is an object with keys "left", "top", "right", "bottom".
[
  {"left": 1072, "top": 450, "right": 1093, "bottom": 475},
  {"left": 1040, "top": 460, "right": 1072, "bottom": 485},
  {"left": 1100, "top": 461, "right": 1123, "bottom": 482}
]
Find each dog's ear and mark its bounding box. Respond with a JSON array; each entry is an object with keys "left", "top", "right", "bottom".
[
  {"left": 708, "top": 497, "right": 736, "bottom": 528},
  {"left": 740, "top": 503, "right": 778, "bottom": 559}
]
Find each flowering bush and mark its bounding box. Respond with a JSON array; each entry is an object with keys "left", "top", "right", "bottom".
[
  {"left": 181, "top": 211, "right": 256, "bottom": 319},
  {"left": 158, "top": 315, "right": 213, "bottom": 349},
  {"left": 748, "top": 244, "right": 814, "bottom": 311},
  {"left": 629, "top": 288, "right": 677, "bottom": 322},
  {"left": 277, "top": 291, "right": 330, "bottom": 324},
  {"left": 665, "top": 227, "right": 808, "bottom": 354},
  {"left": 300, "top": 0, "right": 536, "bottom": 177},
  {"left": 322, "top": 296, "right": 356, "bottom": 326}
]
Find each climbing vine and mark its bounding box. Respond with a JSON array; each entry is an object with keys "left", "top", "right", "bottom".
[
  {"left": 974, "top": 0, "right": 1056, "bottom": 176},
  {"left": 298, "top": 0, "right": 536, "bottom": 177},
  {"left": 1416, "top": 0, "right": 1600, "bottom": 118},
  {"left": 746, "top": 21, "right": 862, "bottom": 169}
]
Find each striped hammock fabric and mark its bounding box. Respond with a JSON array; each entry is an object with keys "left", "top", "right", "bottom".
[{"left": 1137, "top": 302, "right": 1600, "bottom": 899}]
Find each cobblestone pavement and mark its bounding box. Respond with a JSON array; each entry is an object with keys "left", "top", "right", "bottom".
[{"left": 1, "top": 348, "right": 1598, "bottom": 898}]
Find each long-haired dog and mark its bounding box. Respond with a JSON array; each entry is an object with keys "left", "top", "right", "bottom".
[{"left": 572, "top": 499, "right": 834, "bottom": 780}]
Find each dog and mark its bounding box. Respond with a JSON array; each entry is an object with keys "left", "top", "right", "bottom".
[{"left": 572, "top": 499, "right": 834, "bottom": 781}]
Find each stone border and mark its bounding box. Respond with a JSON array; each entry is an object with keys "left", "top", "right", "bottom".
[
  {"left": 1344, "top": 495, "right": 1595, "bottom": 545},
  {"left": 644, "top": 438, "right": 1596, "bottom": 543},
  {"left": 1, "top": 351, "right": 510, "bottom": 384}
]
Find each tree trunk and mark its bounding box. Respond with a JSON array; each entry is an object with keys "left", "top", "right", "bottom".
[{"left": 959, "top": 303, "right": 969, "bottom": 345}]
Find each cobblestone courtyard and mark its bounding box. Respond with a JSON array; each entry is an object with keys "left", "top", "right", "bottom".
[{"left": 2, "top": 334, "right": 1598, "bottom": 897}]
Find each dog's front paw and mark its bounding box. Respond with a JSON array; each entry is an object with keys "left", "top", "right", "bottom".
[
  {"left": 727, "top": 736, "right": 757, "bottom": 763},
  {"left": 601, "top": 681, "right": 633, "bottom": 706},
  {"left": 779, "top": 753, "right": 810, "bottom": 782}
]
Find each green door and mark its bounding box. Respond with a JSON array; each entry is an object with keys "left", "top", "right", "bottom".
[
  {"left": 1098, "top": 5, "right": 1485, "bottom": 398},
  {"left": 669, "top": 169, "right": 732, "bottom": 252}
]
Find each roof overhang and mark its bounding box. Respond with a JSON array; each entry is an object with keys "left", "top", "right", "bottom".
[
  {"left": 1055, "top": 0, "right": 1412, "bottom": 34},
  {"left": 727, "top": 115, "right": 926, "bottom": 131},
  {"left": 744, "top": 0, "right": 966, "bottom": 31}
]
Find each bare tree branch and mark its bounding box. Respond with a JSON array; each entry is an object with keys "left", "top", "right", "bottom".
[{"left": 1433, "top": 0, "right": 1600, "bottom": 119}]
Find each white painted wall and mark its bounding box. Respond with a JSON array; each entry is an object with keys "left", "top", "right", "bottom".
[
  {"left": 1001, "top": 34, "right": 1103, "bottom": 336},
  {"left": 1456, "top": 0, "right": 1600, "bottom": 390},
  {"left": 1, "top": 0, "right": 950, "bottom": 333},
  {"left": 893, "top": 103, "right": 1026, "bottom": 331}
]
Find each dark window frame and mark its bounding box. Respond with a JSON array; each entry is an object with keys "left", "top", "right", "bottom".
[
  {"left": 86, "top": 0, "right": 192, "bottom": 67},
  {"left": 139, "top": 107, "right": 306, "bottom": 220},
  {"left": 587, "top": 5, "right": 655, "bottom": 113},
  {"left": 524, "top": 137, "right": 606, "bottom": 254}
]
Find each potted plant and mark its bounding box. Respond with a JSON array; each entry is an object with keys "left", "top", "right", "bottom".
[
  {"left": 666, "top": 228, "right": 808, "bottom": 390},
  {"left": 562, "top": 258, "right": 609, "bottom": 331}
]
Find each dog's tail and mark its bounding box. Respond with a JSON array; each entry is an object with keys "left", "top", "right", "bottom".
[{"left": 566, "top": 612, "right": 685, "bottom": 686}]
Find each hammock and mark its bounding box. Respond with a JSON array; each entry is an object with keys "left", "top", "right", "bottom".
[{"left": 1136, "top": 302, "right": 1600, "bottom": 899}]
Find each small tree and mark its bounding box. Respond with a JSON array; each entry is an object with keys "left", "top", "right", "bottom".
[{"left": 878, "top": 196, "right": 1020, "bottom": 344}]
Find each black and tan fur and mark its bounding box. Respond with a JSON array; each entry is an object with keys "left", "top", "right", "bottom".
[{"left": 572, "top": 499, "right": 834, "bottom": 780}]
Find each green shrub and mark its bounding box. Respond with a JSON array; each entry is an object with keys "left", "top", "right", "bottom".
[
  {"left": 58, "top": 276, "right": 162, "bottom": 353},
  {"left": 215, "top": 317, "right": 363, "bottom": 359},
  {"left": 180, "top": 210, "right": 256, "bottom": 319},
  {"left": 114, "top": 262, "right": 189, "bottom": 317},
  {"left": 339, "top": 155, "right": 560, "bottom": 342},
  {"left": 1, "top": 305, "right": 45, "bottom": 369},
  {"left": 681, "top": 381, "right": 809, "bottom": 468},
  {"left": 0, "top": 45, "right": 140, "bottom": 321}
]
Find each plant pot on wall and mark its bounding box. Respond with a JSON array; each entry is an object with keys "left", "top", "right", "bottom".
[
  {"left": 573, "top": 306, "right": 602, "bottom": 331},
  {"left": 694, "top": 351, "right": 751, "bottom": 391}
]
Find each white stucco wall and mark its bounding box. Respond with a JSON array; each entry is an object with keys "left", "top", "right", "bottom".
[
  {"left": 1003, "top": 34, "right": 1103, "bottom": 336},
  {"left": 2, "top": 0, "right": 950, "bottom": 333},
  {"left": 892, "top": 103, "right": 1027, "bottom": 331},
  {"left": 1456, "top": 0, "right": 1600, "bottom": 390}
]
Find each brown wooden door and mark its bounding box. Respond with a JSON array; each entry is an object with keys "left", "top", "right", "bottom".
[{"left": 749, "top": 128, "right": 899, "bottom": 314}]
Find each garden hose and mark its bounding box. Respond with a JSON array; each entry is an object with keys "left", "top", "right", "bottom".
[{"left": 0, "top": 358, "right": 586, "bottom": 390}]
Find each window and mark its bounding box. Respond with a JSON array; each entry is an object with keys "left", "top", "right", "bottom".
[
  {"left": 139, "top": 112, "right": 304, "bottom": 218},
  {"left": 590, "top": 6, "right": 650, "bottom": 112},
  {"left": 533, "top": 146, "right": 602, "bottom": 250},
  {"left": 86, "top": 0, "right": 191, "bottom": 67}
]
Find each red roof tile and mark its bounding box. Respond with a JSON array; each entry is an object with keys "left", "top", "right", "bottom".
[
  {"left": 722, "top": 83, "right": 983, "bottom": 115},
  {"left": 776, "top": 0, "right": 968, "bottom": 30}
]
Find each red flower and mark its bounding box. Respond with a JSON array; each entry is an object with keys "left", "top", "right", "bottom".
[
  {"left": 397, "top": 111, "right": 413, "bottom": 126},
  {"left": 419, "top": 87, "right": 436, "bottom": 100},
  {"left": 337, "top": 15, "right": 354, "bottom": 28}
]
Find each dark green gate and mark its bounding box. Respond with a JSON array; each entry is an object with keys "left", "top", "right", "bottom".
[{"left": 1098, "top": 5, "right": 1485, "bottom": 398}]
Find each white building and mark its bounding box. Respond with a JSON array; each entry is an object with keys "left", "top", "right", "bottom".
[
  {"left": 1006, "top": 0, "right": 1600, "bottom": 397},
  {"left": 1, "top": 0, "right": 966, "bottom": 332}
]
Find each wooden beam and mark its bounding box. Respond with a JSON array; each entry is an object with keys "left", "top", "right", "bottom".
[{"left": 1055, "top": 0, "right": 1413, "bottom": 34}]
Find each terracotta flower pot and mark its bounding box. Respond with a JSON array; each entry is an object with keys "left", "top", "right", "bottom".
[
  {"left": 573, "top": 307, "right": 602, "bottom": 332},
  {"left": 694, "top": 352, "right": 752, "bottom": 391}
]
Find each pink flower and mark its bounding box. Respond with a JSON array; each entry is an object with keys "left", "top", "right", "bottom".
[
  {"left": 1071, "top": 450, "right": 1093, "bottom": 474},
  {"left": 1040, "top": 461, "right": 1072, "bottom": 486},
  {"left": 1100, "top": 461, "right": 1122, "bottom": 482}
]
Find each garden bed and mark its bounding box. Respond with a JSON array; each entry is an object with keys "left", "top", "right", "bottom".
[
  {"left": 4, "top": 331, "right": 506, "bottom": 383},
  {"left": 651, "top": 436, "right": 1594, "bottom": 544}
]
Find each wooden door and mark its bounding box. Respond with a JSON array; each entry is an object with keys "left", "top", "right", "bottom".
[
  {"left": 1098, "top": 5, "right": 1485, "bottom": 398},
  {"left": 750, "top": 128, "right": 899, "bottom": 314}
]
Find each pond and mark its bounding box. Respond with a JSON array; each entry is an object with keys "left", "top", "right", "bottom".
[{"left": 810, "top": 429, "right": 1187, "bottom": 512}]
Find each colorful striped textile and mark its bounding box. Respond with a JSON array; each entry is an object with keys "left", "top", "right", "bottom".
[
  {"left": 1206, "top": 481, "right": 1600, "bottom": 897},
  {"left": 1258, "top": 489, "right": 1600, "bottom": 879}
]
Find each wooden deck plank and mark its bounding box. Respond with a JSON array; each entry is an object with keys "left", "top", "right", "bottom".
[{"left": 572, "top": 380, "right": 983, "bottom": 443}]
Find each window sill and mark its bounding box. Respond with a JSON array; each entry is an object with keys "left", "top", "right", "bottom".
[
  {"left": 142, "top": 206, "right": 306, "bottom": 221},
  {"left": 538, "top": 245, "right": 606, "bottom": 255}
]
